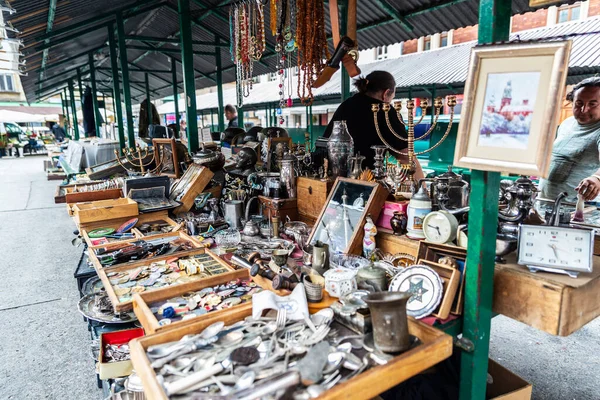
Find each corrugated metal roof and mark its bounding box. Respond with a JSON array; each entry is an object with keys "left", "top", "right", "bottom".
[
  {"left": 6, "top": 0, "right": 582, "bottom": 103},
  {"left": 155, "top": 16, "right": 600, "bottom": 113}
]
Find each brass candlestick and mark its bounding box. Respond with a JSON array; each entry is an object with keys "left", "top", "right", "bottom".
[
  {"left": 372, "top": 96, "right": 456, "bottom": 195},
  {"left": 114, "top": 145, "right": 155, "bottom": 175}
]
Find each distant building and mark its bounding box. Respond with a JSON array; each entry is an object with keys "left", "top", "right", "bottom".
[{"left": 486, "top": 81, "right": 534, "bottom": 121}]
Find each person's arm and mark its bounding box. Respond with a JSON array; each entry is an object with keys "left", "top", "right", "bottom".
[{"left": 576, "top": 169, "right": 600, "bottom": 201}]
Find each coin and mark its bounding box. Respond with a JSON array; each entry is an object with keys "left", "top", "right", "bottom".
[
  {"left": 192, "top": 308, "right": 207, "bottom": 316},
  {"left": 241, "top": 294, "right": 252, "bottom": 302},
  {"left": 230, "top": 347, "right": 260, "bottom": 365},
  {"left": 198, "top": 287, "right": 214, "bottom": 297},
  {"left": 114, "top": 287, "right": 131, "bottom": 296},
  {"left": 131, "top": 286, "right": 146, "bottom": 293}
]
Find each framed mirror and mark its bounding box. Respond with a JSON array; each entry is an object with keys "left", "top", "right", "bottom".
[{"left": 308, "top": 177, "right": 388, "bottom": 257}]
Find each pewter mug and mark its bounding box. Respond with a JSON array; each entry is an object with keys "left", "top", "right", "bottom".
[
  {"left": 365, "top": 291, "right": 411, "bottom": 353},
  {"left": 222, "top": 200, "right": 244, "bottom": 229},
  {"left": 312, "top": 241, "right": 330, "bottom": 274}
]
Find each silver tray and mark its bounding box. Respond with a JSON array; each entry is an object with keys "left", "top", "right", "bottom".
[{"left": 78, "top": 294, "right": 138, "bottom": 324}]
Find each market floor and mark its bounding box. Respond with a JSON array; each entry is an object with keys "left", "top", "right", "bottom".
[{"left": 0, "top": 156, "right": 599, "bottom": 400}]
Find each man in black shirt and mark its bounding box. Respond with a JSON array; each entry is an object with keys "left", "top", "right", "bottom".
[
  {"left": 225, "top": 104, "right": 239, "bottom": 129},
  {"left": 324, "top": 71, "right": 424, "bottom": 180}
]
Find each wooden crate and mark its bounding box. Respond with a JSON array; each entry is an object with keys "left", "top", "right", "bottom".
[
  {"left": 79, "top": 211, "right": 181, "bottom": 248},
  {"left": 54, "top": 181, "right": 105, "bottom": 203},
  {"left": 87, "top": 231, "right": 202, "bottom": 271},
  {"left": 297, "top": 177, "right": 333, "bottom": 222},
  {"left": 97, "top": 248, "right": 240, "bottom": 313},
  {"left": 65, "top": 187, "right": 123, "bottom": 204},
  {"left": 493, "top": 254, "right": 600, "bottom": 336},
  {"left": 130, "top": 307, "right": 453, "bottom": 400},
  {"left": 172, "top": 165, "right": 214, "bottom": 215},
  {"left": 258, "top": 196, "right": 298, "bottom": 222},
  {"left": 133, "top": 269, "right": 251, "bottom": 334},
  {"left": 418, "top": 260, "right": 460, "bottom": 320},
  {"left": 72, "top": 198, "right": 139, "bottom": 226},
  {"left": 377, "top": 230, "right": 421, "bottom": 259}
]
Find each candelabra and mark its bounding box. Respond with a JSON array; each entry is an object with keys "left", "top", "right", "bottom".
[
  {"left": 372, "top": 96, "right": 457, "bottom": 196},
  {"left": 114, "top": 146, "right": 155, "bottom": 175}
]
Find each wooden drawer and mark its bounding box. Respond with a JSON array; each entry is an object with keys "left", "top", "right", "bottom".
[
  {"left": 65, "top": 187, "right": 123, "bottom": 204},
  {"left": 297, "top": 177, "right": 332, "bottom": 220},
  {"left": 72, "top": 198, "right": 139, "bottom": 226}
]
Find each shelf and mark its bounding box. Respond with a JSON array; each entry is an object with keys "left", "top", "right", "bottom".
[{"left": 492, "top": 255, "right": 600, "bottom": 336}]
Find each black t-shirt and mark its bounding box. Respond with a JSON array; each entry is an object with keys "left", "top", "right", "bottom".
[
  {"left": 323, "top": 93, "right": 408, "bottom": 166},
  {"left": 228, "top": 116, "right": 239, "bottom": 128}
]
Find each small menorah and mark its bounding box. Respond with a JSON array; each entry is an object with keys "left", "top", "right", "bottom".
[
  {"left": 114, "top": 145, "right": 154, "bottom": 175},
  {"left": 372, "top": 95, "right": 457, "bottom": 196}
]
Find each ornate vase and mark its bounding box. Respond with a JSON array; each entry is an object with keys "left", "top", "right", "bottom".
[
  {"left": 327, "top": 121, "right": 354, "bottom": 178},
  {"left": 390, "top": 210, "right": 408, "bottom": 236}
]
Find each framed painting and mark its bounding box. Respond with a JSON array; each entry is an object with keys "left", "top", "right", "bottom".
[
  {"left": 152, "top": 138, "right": 180, "bottom": 178},
  {"left": 454, "top": 41, "right": 571, "bottom": 177}
]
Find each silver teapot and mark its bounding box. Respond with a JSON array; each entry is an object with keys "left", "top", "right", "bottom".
[{"left": 431, "top": 166, "right": 470, "bottom": 213}]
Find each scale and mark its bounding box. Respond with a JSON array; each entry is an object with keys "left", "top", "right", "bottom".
[{"left": 517, "top": 224, "right": 594, "bottom": 278}]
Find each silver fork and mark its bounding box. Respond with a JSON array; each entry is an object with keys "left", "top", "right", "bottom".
[{"left": 276, "top": 307, "right": 287, "bottom": 329}]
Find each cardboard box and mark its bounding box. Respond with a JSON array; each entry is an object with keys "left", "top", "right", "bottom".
[
  {"left": 487, "top": 359, "right": 532, "bottom": 400},
  {"left": 98, "top": 328, "right": 144, "bottom": 380}
]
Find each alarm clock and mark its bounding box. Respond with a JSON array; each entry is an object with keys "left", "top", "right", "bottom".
[
  {"left": 517, "top": 224, "right": 594, "bottom": 278},
  {"left": 422, "top": 210, "right": 459, "bottom": 244}
]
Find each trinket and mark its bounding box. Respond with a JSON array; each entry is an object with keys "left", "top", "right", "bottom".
[
  {"left": 362, "top": 215, "right": 377, "bottom": 259},
  {"left": 323, "top": 268, "right": 358, "bottom": 298},
  {"left": 388, "top": 265, "right": 443, "bottom": 319}
]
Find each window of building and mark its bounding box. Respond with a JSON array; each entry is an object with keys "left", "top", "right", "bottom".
[
  {"left": 376, "top": 46, "right": 388, "bottom": 60},
  {"left": 252, "top": 76, "right": 261, "bottom": 84},
  {"left": 268, "top": 72, "right": 278, "bottom": 82},
  {"left": 0, "top": 74, "right": 15, "bottom": 92},
  {"left": 557, "top": 2, "right": 581, "bottom": 23},
  {"left": 440, "top": 32, "right": 449, "bottom": 47},
  {"left": 424, "top": 36, "right": 432, "bottom": 51}
]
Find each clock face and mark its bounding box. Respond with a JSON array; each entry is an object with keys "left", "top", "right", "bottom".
[
  {"left": 517, "top": 225, "right": 594, "bottom": 273},
  {"left": 423, "top": 211, "right": 458, "bottom": 244}
]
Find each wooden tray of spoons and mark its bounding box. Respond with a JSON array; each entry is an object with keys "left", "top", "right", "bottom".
[{"left": 130, "top": 307, "right": 452, "bottom": 400}]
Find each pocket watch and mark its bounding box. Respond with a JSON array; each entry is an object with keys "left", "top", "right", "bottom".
[
  {"left": 517, "top": 224, "right": 594, "bottom": 278},
  {"left": 422, "top": 210, "right": 459, "bottom": 244}
]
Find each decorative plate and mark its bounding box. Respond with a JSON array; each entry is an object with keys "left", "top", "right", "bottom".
[
  {"left": 117, "top": 218, "right": 139, "bottom": 234},
  {"left": 330, "top": 254, "right": 370, "bottom": 270},
  {"left": 77, "top": 294, "right": 137, "bottom": 324},
  {"left": 81, "top": 276, "right": 105, "bottom": 296},
  {"left": 388, "top": 265, "right": 443, "bottom": 319}
]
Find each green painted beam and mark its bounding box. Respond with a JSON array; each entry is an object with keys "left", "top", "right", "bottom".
[
  {"left": 109, "top": 24, "right": 125, "bottom": 151},
  {"left": 89, "top": 53, "right": 102, "bottom": 136},
  {"left": 76, "top": 67, "right": 84, "bottom": 102},
  {"left": 63, "top": 88, "right": 71, "bottom": 136},
  {"left": 216, "top": 37, "right": 225, "bottom": 132},
  {"left": 35, "top": 22, "right": 111, "bottom": 52},
  {"left": 178, "top": 0, "right": 199, "bottom": 152},
  {"left": 38, "top": 0, "right": 58, "bottom": 90},
  {"left": 116, "top": 11, "right": 135, "bottom": 146},
  {"left": 103, "top": 93, "right": 108, "bottom": 125},
  {"left": 30, "top": 46, "right": 104, "bottom": 77},
  {"left": 125, "top": 35, "right": 230, "bottom": 47},
  {"left": 459, "top": 0, "right": 510, "bottom": 399},
  {"left": 172, "top": 57, "right": 180, "bottom": 125},
  {"left": 68, "top": 79, "right": 80, "bottom": 140},
  {"left": 126, "top": 45, "right": 215, "bottom": 56},
  {"left": 145, "top": 73, "right": 152, "bottom": 133},
  {"left": 373, "top": 0, "right": 414, "bottom": 31}
]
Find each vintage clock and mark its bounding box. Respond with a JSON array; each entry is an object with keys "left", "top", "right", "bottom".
[
  {"left": 422, "top": 210, "right": 459, "bottom": 244},
  {"left": 517, "top": 224, "right": 594, "bottom": 278}
]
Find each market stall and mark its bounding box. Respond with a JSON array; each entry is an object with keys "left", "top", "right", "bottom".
[{"left": 9, "top": 0, "right": 600, "bottom": 398}]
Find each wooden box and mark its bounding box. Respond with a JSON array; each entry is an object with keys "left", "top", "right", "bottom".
[
  {"left": 54, "top": 181, "right": 104, "bottom": 203},
  {"left": 130, "top": 307, "right": 452, "bottom": 400},
  {"left": 258, "top": 196, "right": 298, "bottom": 222},
  {"left": 97, "top": 248, "right": 239, "bottom": 312},
  {"left": 133, "top": 269, "right": 250, "bottom": 334},
  {"left": 72, "top": 198, "right": 139, "bottom": 226},
  {"left": 65, "top": 187, "right": 123, "bottom": 204},
  {"left": 493, "top": 254, "right": 600, "bottom": 336},
  {"left": 171, "top": 165, "right": 214, "bottom": 215},
  {"left": 98, "top": 328, "right": 144, "bottom": 380},
  {"left": 377, "top": 230, "right": 421, "bottom": 259},
  {"left": 297, "top": 177, "right": 333, "bottom": 224},
  {"left": 87, "top": 231, "right": 202, "bottom": 271},
  {"left": 487, "top": 359, "right": 532, "bottom": 400},
  {"left": 79, "top": 211, "right": 181, "bottom": 248},
  {"left": 419, "top": 260, "right": 460, "bottom": 320}
]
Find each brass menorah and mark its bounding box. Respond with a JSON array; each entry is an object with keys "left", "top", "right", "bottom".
[
  {"left": 114, "top": 145, "right": 155, "bottom": 175},
  {"left": 372, "top": 96, "right": 457, "bottom": 196}
]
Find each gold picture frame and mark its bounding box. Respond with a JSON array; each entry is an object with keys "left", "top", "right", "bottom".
[
  {"left": 453, "top": 41, "right": 571, "bottom": 177},
  {"left": 152, "top": 138, "right": 180, "bottom": 178}
]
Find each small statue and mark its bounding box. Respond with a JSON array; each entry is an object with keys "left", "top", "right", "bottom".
[
  {"left": 390, "top": 210, "right": 408, "bottom": 236},
  {"left": 363, "top": 214, "right": 377, "bottom": 259},
  {"left": 230, "top": 147, "right": 258, "bottom": 177},
  {"left": 321, "top": 159, "right": 330, "bottom": 182}
]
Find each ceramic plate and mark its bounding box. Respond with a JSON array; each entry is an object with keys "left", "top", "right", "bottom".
[
  {"left": 388, "top": 265, "right": 443, "bottom": 319},
  {"left": 330, "top": 254, "right": 370, "bottom": 270}
]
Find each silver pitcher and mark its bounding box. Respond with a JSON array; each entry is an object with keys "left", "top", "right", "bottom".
[
  {"left": 280, "top": 153, "right": 297, "bottom": 198},
  {"left": 222, "top": 199, "right": 244, "bottom": 229}
]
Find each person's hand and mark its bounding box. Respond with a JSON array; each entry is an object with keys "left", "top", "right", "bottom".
[{"left": 575, "top": 176, "right": 600, "bottom": 201}]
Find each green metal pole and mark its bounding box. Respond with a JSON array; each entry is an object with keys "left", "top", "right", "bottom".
[
  {"left": 238, "top": 108, "right": 244, "bottom": 130},
  {"left": 108, "top": 24, "right": 126, "bottom": 152},
  {"left": 178, "top": 0, "right": 199, "bottom": 152},
  {"left": 68, "top": 79, "right": 80, "bottom": 140},
  {"left": 89, "top": 53, "right": 102, "bottom": 137},
  {"left": 459, "top": 0, "right": 510, "bottom": 399},
  {"left": 431, "top": 86, "right": 436, "bottom": 125},
  {"left": 211, "top": 110, "right": 215, "bottom": 130},
  {"left": 76, "top": 67, "right": 84, "bottom": 100},
  {"left": 145, "top": 73, "right": 152, "bottom": 131},
  {"left": 116, "top": 11, "right": 135, "bottom": 146},
  {"left": 216, "top": 38, "right": 225, "bottom": 132},
  {"left": 62, "top": 89, "right": 70, "bottom": 136},
  {"left": 309, "top": 104, "right": 313, "bottom": 136},
  {"left": 339, "top": 0, "right": 350, "bottom": 101},
  {"left": 171, "top": 57, "right": 180, "bottom": 126},
  {"left": 59, "top": 91, "right": 66, "bottom": 122},
  {"left": 102, "top": 93, "right": 108, "bottom": 127}
]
